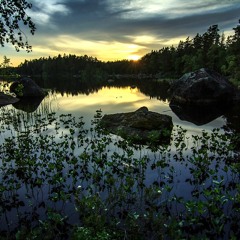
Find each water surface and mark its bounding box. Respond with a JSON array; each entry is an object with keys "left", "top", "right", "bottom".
[{"left": 0, "top": 79, "right": 239, "bottom": 238}]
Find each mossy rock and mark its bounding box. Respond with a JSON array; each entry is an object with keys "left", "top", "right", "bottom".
[{"left": 100, "top": 107, "right": 173, "bottom": 145}]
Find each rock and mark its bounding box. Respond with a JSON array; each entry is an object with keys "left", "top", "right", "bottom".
[
  {"left": 0, "top": 92, "right": 19, "bottom": 107},
  {"left": 170, "top": 68, "right": 236, "bottom": 105},
  {"left": 100, "top": 107, "right": 173, "bottom": 145},
  {"left": 12, "top": 96, "right": 45, "bottom": 113},
  {"left": 10, "top": 77, "right": 46, "bottom": 97}
]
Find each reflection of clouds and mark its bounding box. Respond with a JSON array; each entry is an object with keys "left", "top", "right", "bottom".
[
  {"left": 54, "top": 87, "right": 173, "bottom": 127},
  {"left": 56, "top": 87, "right": 160, "bottom": 112},
  {"left": 54, "top": 86, "right": 226, "bottom": 132},
  {"left": 58, "top": 87, "right": 132, "bottom": 104}
]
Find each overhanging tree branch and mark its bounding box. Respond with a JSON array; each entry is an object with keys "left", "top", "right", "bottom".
[{"left": 0, "top": 0, "right": 36, "bottom": 52}]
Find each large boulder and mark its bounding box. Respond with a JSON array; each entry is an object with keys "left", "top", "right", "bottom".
[
  {"left": 10, "top": 77, "right": 46, "bottom": 97},
  {"left": 170, "top": 68, "right": 236, "bottom": 105},
  {"left": 0, "top": 92, "right": 19, "bottom": 107},
  {"left": 100, "top": 107, "right": 173, "bottom": 145}
]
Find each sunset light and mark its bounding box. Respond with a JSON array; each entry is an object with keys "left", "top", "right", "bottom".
[
  {"left": 1, "top": 0, "right": 240, "bottom": 237},
  {"left": 128, "top": 55, "right": 141, "bottom": 61},
  {"left": 1, "top": 0, "right": 239, "bottom": 66}
]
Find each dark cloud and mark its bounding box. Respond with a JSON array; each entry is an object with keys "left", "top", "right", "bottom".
[
  {"left": 9, "top": 0, "right": 240, "bottom": 65},
  {"left": 35, "top": 0, "right": 240, "bottom": 41}
]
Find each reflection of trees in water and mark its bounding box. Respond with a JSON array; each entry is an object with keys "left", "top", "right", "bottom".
[
  {"left": 138, "top": 80, "right": 171, "bottom": 101},
  {"left": 104, "top": 79, "right": 171, "bottom": 102},
  {"left": 35, "top": 76, "right": 240, "bottom": 133},
  {"left": 40, "top": 76, "right": 172, "bottom": 101},
  {"left": 39, "top": 76, "right": 104, "bottom": 96}
]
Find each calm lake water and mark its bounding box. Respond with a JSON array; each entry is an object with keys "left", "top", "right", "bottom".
[
  {"left": 11, "top": 79, "right": 229, "bottom": 129},
  {"left": 0, "top": 78, "right": 239, "bottom": 237},
  {"left": 2, "top": 77, "right": 237, "bottom": 131}
]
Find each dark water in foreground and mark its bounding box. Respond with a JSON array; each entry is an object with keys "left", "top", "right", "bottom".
[{"left": 0, "top": 78, "right": 240, "bottom": 238}]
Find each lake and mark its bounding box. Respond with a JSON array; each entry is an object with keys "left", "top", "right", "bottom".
[
  {"left": 13, "top": 77, "right": 230, "bottom": 128},
  {"left": 0, "top": 78, "right": 240, "bottom": 239}
]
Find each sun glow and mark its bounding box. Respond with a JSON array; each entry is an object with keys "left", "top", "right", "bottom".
[{"left": 128, "top": 54, "right": 141, "bottom": 61}]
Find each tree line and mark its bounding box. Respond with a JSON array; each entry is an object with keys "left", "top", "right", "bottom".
[
  {"left": 2, "top": 21, "right": 240, "bottom": 85},
  {"left": 140, "top": 22, "right": 240, "bottom": 84}
]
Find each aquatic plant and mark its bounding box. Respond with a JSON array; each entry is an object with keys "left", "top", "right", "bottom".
[{"left": 0, "top": 109, "right": 239, "bottom": 239}]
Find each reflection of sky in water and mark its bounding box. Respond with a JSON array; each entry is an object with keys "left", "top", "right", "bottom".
[
  {"left": 0, "top": 86, "right": 228, "bottom": 190},
  {"left": 0, "top": 86, "right": 227, "bottom": 149},
  {"left": 0, "top": 86, "right": 234, "bottom": 231},
  {"left": 52, "top": 86, "right": 226, "bottom": 131}
]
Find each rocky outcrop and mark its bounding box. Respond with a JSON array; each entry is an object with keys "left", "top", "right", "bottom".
[
  {"left": 100, "top": 107, "right": 173, "bottom": 145},
  {"left": 0, "top": 92, "right": 19, "bottom": 107},
  {"left": 10, "top": 77, "right": 46, "bottom": 97},
  {"left": 170, "top": 68, "right": 236, "bottom": 105}
]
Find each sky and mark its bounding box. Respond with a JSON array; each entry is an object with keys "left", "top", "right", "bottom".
[{"left": 1, "top": 0, "right": 240, "bottom": 66}]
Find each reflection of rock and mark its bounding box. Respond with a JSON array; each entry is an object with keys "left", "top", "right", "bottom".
[
  {"left": 100, "top": 106, "right": 173, "bottom": 144},
  {"left": 170, "top": 102, "right": 229, "bottom": 126},
  {"left": 0, "top": 92, "right": 19, "bottom": 107},
  {"left": 224, "top": 103, "right": 240, "bottom": 133},
  {"left": 12, "top": 96, "right": 45, "bottom": 113},
  {"left": 10, "top": 77, "right": 46, "bottom": 97},
  {"left": 170, "top": 68, "right": 236, "bottom": 105}
]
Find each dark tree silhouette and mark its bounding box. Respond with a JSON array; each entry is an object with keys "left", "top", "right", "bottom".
[{"left": 0, "top": 0, "right": 36, "bottom": 52}]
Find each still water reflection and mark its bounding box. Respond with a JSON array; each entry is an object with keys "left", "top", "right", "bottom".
[
  {"left": 0, "top": 80, "right": 239, "bottom": 238},
  {"left": 1, "top": 83, "right": 229, "bottom": 149},
  {"left": 27, "top": 85, "right": 227, "bottom": 131}
]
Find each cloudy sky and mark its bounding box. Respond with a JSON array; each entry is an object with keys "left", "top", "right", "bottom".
[{"left": 2, "top": 0, "right": 240, "bottom": 66}]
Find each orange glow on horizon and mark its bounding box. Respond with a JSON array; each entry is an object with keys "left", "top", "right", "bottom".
[{"left": 127, "top": 54, "right": 141, "bottom": 61}]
